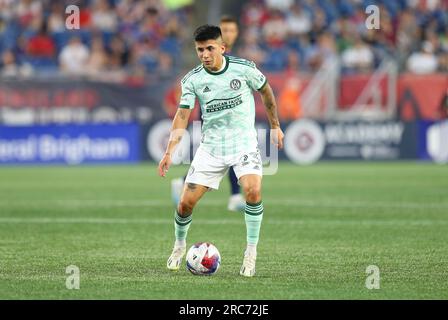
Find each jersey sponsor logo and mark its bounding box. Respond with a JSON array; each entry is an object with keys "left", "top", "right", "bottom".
[
  {"left": 230, "top": 79, "right": 241, "bottom": 90},
  {"left": 205, "top": 95, "right": 242, "bottom": 113},
  {"left": 203, "top": 86, "right": 211, "bottom": 93}
]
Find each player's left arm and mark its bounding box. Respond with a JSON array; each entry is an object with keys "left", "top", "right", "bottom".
[{"left": 259, "top": 83, "right": 284, "bottom": 149}]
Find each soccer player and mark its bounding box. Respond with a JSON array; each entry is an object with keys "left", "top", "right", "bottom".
[
  {"left": 158, "top": 25, "right": 284, "bottom": 277},
  {"left": 170, "top": 16, "right": 244, "bottom": 212},
  {"left": 220, "top": 15, "right": 239, "bottom": 54}
]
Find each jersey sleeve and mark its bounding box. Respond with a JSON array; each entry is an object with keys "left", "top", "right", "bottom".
[
  {"left": 179, "top": 77, "right": 196, "bottom": 109},
  {"left": 246, "top": 64, "right": 268, "bottom": 91}
]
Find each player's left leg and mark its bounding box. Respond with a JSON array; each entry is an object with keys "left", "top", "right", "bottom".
[{"left": 238, "top": 174, "right": 263, "bottom": 277}]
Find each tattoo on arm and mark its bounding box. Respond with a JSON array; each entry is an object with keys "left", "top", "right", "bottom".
[
  {"left": 178, "top": 110, "right": 186, "bottom": 120},
  {"left": 260, "top": 84, "right": 280, "bottom": 128}
]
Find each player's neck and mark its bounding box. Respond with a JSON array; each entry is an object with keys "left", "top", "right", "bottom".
[{"left": 207, "top": 56, "right": 226, "bottom": 73}]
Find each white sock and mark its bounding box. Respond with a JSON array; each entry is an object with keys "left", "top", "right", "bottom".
[
  {"left": 246, "top": 243, "right": 257, "bottom": 256},
  {"left": 175, "top": 239, "right": 186, "bottom": 248}
]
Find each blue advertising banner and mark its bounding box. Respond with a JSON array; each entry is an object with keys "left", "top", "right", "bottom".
[
  {"left": 418, "top": 120, "right": 448, "bottom": 163},
  {"left": 0, "top": 123, "right": 139, "bottom": 164},
  {"left": 282, "top": 120, "right": 419, "bottom": 164},
  {"left": 139, "top": 119, "right": 420, "bottom": 165}
]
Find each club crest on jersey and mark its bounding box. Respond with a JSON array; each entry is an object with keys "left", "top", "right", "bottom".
[{"left": 230, "top": 79, "right": 241, "bottom": 90}]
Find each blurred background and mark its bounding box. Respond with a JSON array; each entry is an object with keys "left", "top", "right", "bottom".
[{"left": 0, "top": 0, "right": 447, "bottom": 165}]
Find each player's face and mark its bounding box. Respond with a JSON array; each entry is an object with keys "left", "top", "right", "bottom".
[
  {"left": 220, "top": 22, "right": 239, "bottom": 49},
  {"left": 195, "top": 38, "right": 225, "bottom": 71}
]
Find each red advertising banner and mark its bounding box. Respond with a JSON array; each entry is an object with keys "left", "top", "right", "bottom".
[
  {"left": 249, "top": 72, "right": 448, "bottom": 121},
  {"left": 397, "top": 73, "right": 448, "bottom": 121}
]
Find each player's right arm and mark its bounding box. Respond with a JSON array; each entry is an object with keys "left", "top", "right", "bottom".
[
  {"left": 158, "top": 108, "right": 192, "bottom": 177},
  {"left": 158, "top": 74, "right": 197, "bottom": 177}
]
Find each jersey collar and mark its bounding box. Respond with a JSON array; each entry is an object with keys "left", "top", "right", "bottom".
[{"left": 203, "top": 55, "right": 229, "bottom": 76}]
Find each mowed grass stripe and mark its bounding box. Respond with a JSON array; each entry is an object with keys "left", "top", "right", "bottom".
[
  {"left": 1, "top": 217, "right": 447, "bottom": 226},
  {"left": 0, "top": 199, "right": 447, "bottom": 209}
]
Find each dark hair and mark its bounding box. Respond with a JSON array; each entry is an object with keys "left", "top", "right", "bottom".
[
  {"left": 194, "top": 24, "right": 222, "bottom": 42},
  {"left": 220, "top": 15, "right": 238, "bottom": 25}
]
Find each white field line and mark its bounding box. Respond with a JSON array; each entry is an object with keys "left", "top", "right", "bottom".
[
  {"left": 0, "top": 199, "right": 447, "bottom": 209},
  {"left": 0, "top": 217, "right": 446, "bottom": 226}
]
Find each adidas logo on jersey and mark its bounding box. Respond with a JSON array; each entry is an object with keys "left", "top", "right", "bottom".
[{"left": 203, "top": 86, "right": 211, "bottom": 93}]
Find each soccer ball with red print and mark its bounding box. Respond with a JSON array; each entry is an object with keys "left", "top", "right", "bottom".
[{"left": 186, "top": 242, "right": 221, "bottom": 275}]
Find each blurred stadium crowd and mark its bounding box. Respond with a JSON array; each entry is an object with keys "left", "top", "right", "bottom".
[
  {"left": 238, "top": 0, "right": 448, "bottom": 74},
  {"left": 0, "top": 0, "right": 447, "bottom": 80},
  {"left": 0, "top": 0, "right": 192, "bottom": 80}
]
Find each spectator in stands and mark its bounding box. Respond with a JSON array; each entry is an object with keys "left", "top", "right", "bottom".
[
  {"left": 47, "top": 2, "right": 65, "bottom": 33},
  {"left": 220, "top": 15, "right": 239, "bottom": 53},
  {"left": 26, "top": 23, "right": 55, "bottom": 58},
  {"left": 138, "top": 7, "right": 164, "bottom": 45},
  {"left": 286, "top": 2, "right": 312, "bottom": 37},
  {"left": 341, "top": 35, "right": 374, "bottom": 73},
  {"left": 91, "top": 0, "right": 118, "bottom": 32},
  {"left": 238, "top": 28, "right": 266, "bottom": 65},
  {"left": 157, "top": 52, "right": 174, "bottom": 78},
  {"left": 86, "top": 36, "right": 108, "bottom": 77},
  {"left": 1, "top": 0, "right": 447, "bottom": 78},
  {"left": 278, "top": 77, "right": 302, "bottom": 121},
  {"left": 109, "top": 35, "right": 129, "bottom": 68},
  {"left": 262, "top": 9, "right": 288, "bottom": 48},
  {"left": 241, "top": 0, "right": 269, "bottom": 27},
  {"left": 59, "top": 36, "right": 90, "bottom": 75},
  {"left": 407, "top": 41, "right": 439, "bottom": 74},
  {"left": 0, "top": 49, "right": 33, "bottom": 77},
  {"left": 16, "top": 0, "right": 42, "bottom": 28},
  {"left": 335, "top": 17, "right": 357, "bottom": 53},
  {"left": 304, "top": 32, "right": 337, "bottom": 72},
  {"left": 0, "top": 0, "right": 16, "bottom": 21},
  {"left": 376, "top": 5, "right": 396, "bottom": 49},
  {"left": 309, "top": 7, "right": 329, "bottom": 41},
  {"left": 396, "top": 8, "right": 421, "bottom": 56}
]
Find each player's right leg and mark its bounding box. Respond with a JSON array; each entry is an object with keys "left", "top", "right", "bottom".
[
  {"left": 168, "top": 147, "right": 227, "bottom": 271},
  {"left": 227, "top": 167, "right": 245, "bottom": 212},
  {"left": 167, "top": 182, "right": 209, "bottom": 271}
]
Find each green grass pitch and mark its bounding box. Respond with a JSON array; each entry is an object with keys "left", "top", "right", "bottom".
[{"left": 0, "top": 162, "right": 447, "bottom": 299}]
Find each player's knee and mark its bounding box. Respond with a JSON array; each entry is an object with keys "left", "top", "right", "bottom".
[
  {"left": 244, "top": 185, "right": 262, "bottom": 203},
  {"left": 178, "top": 199, "right": 195, "bottom": 216}
]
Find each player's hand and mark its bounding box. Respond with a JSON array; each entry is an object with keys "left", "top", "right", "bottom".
[
  {"left": 158, "top": 153, "right": 172, "bottom": 177},
  {"left": 271, "top": 127, "right": 284, "bottom": 149}
]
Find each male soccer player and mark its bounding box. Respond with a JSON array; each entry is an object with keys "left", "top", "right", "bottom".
[
  {"left": 170, "top": 16, "right": 244, "bottom": 212},
  {"left": 220, "top": 15, "right": 239, "bottom": 53},
  {"left": 158, "top": 25, "right": 284, "bottom": 277}
]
